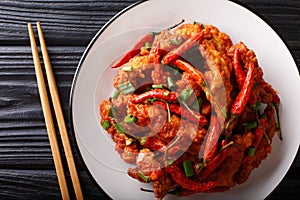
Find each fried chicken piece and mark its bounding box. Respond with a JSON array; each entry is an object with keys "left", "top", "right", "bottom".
[
  {"left": 199, "top": 25, "right": 233, "bottom": 123},
  {"left": 235, "top": 105, "right": 277, "bottom": 184}
]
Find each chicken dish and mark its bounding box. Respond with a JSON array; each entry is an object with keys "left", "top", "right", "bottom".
[{"left": 99, "top": 21, "right": 281, "bottom": 199}]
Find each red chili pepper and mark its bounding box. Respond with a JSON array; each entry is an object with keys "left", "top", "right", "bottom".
[
  {"left": 162, "top": 31, "right": 204, "bottom": 65},
  {"left": 199, "top": 140, "right": 228, "bottom": 179},
  {"left": 152, "top": 101, "right": 207, "bottom": 126},
  {"left": 231, "top": 62, "right": 255, "bottom": 116},
  {"left": 130, "top": 89, "right": 178, "bottom": 104},
  {"left": 233, "top": 48, "right": 246, "bottom": 90},
  {"left": 225, "top": 62, "right": 255, "bottom": 138},
  {"left": 203, "top": 115, "right": 220, "bottom": 162},
  {"left": 166, "top": 164, "right": 217, "bottom": 192},
  {"left": 171, "top": 59, "right": 208, "bottom": 103},
  {"left": 253, "top": 118, "right": 268, "bottom": 148},
  {"left": 111, "top": 33, "right": 154, "bottom": 68},
  {"left": 171, "top": 59, "right": 205, "bottom": 84}
]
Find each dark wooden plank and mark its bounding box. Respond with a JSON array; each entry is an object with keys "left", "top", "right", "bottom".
[
  {"left": 0, "top": 0, "right": 139, "bottom": 45},
  {"left": 0, "top": 169, "right": 107, "bottom": 200},
  {"left": 0, "top": 46, "right": 84, "bottom": 169},
  {"left": 0, "top": 0, "right": 298, "bottom": 51}
]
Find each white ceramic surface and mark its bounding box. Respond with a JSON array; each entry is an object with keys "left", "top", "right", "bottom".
[{"left": 71, "top": 0, "right": 300, "bottom": 199}]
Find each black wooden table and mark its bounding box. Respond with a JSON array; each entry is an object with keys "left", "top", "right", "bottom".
[{"left": 0, "top": 0, "right": 299, "bottom": 199}]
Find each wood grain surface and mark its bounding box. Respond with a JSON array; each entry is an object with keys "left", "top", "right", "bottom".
[{"left": 0, "top": 0, "right": 299, "bottom": 199}]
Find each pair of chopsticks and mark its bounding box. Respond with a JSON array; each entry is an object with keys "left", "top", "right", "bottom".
[{"left": 28, "top": 22, "right": 83, "bottom": 200}]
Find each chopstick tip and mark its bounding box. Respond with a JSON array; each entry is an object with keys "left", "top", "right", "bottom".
[{"left": 27, "top": 23, "right": 33, "bottom": 31}]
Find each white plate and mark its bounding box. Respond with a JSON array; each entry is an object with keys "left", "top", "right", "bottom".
[{"left": 70, "top": 0, "right": 300, "bottom": 199}]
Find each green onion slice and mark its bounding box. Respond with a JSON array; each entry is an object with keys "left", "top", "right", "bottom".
[
  {"left": 152, "top": 84, "right": 164, "bottom": 89},
  {"left": 121, "top": 66, "right": 133, "bottom": 72},
  {"left": 113, "top": 123, "right": 125, "bottom": 134},
  {"left": 180, "top": 87, "right": 193, "bottom": 101},
  {"left": 164, "top": 91, "right": 170, "bottom": 96},
  {"left": 243, "top": 121, "right": 258, "bottom": 129},
  {"left": 138, "top": 171, "right": 150, "bottom": 183},
  {"left": 124, "top": 114, "right": 137, "bottom": 124},
  {"left": 118, "top": 81, "right": 135, "bottom": 95},
  {"left": 101, "top": 120, "right": 110, "bottom": 130},
  {"left": 183, "top": 160, "right": 195, "bottom": 177},
  {"left": 108, "top": 106, "right": 114, "bottom": 118},
  {"left": 145, "top": 42, "right": 151, "bottom": 49},
  {"left": 111, "top": 88, "right": 120, "bottom": 99},
  {"left": 147, "top": 98, "right": 158, "bottom": 103},
  {"left": 247, "top": 147, "right": 256, "bottom": 157},
  {"left": 167, "top": 76, "right": 176, "bottom": 90}
]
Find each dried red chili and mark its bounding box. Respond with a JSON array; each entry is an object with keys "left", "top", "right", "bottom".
[
  {"left": 166, "top": 164, "right": 217, "bottom": 192},
  {"left": 225, "top": 62, "right": 255, "bottom": 138},
  {"left": 111, "top": 33, "right": 154, "bottom": 68},
  {"left": 231, "top": 62, "right": 255, "bottom": 116},
  {"left": 203, "top": 115, "right": 220, "bottom": 162},
  {"left": 162, "top": 31, "right": 204, "bottom": 65},
  {"left": 198, "top": 141, "right": 229, "bottom": 179},
  {"left": 233, "top": 48, "right": 246, "bottom": 90},
  {"left": 171, "top": 59, "right": 205, "bottom": 85}
]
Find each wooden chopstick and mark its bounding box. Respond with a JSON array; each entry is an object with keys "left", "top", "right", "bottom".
[
  {"left": 28, "top": 22, "right": 84, "bottom": 200},
  {"left": 36, "top": 21, "right": 84, "bottom": 200},
  {"left": 28, "top": 23, "right": 70, "bottom": 200}
]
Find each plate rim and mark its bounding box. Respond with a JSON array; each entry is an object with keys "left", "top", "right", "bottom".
[
  {"left": 69, "top": 0, "right": 300, "bottom": 199},
  {"left": 69, "top": 1, "right": 147, "bottom": 198}
]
